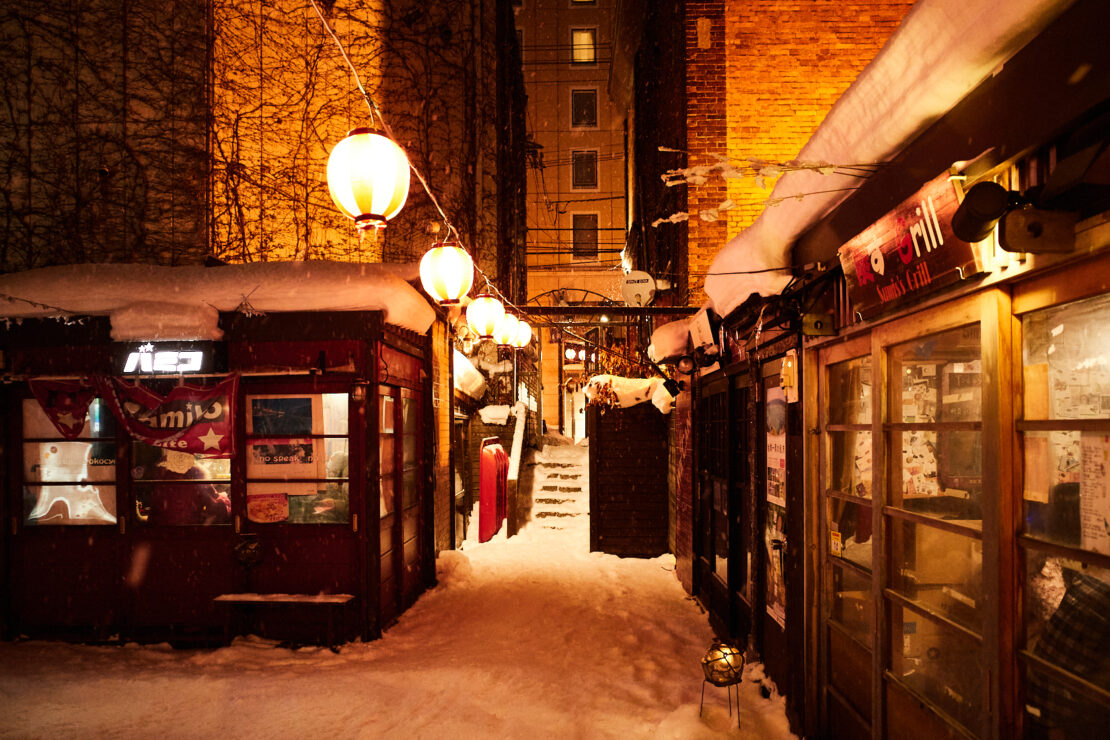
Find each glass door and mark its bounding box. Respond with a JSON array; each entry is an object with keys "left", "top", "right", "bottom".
[
  {"left": 1017, "top": 290, "right": 1110, "bottom": 735},
  {"left": 821, "top": 348, "right": 874, "bottom": 738}
]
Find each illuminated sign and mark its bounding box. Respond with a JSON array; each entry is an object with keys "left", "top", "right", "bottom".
[
  {"left": 838, "top": 174, "right": 984, "bottom": 319},
  {"left": 115, "top": 342, "right": 226, "bottom": 375}
]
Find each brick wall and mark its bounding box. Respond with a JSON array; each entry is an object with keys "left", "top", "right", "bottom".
[{"left": 684, "top": 0, "right": 915, "bottom": 303}]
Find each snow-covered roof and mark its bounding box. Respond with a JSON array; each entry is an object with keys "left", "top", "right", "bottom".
[
  {"left": 0, "top": 262, "right": 436, "bottom": 340},
  {"left": 704, "top": 0, "right": 1076, "bottom": 318}
]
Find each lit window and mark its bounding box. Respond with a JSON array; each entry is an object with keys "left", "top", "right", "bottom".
[
  {"left": 571, "top": 89, "right": 597, "bottom": 127},
  {"left": 244, "top": 393, "right": 350, "bottom": 524},
  {"left": 571, "top": 150, "right": 598, "bottom": 188},
  {"left": 571, "top": 28, "right": 596, "bottom": 64},
  {"left": 22, "top": 398, "right": 117, "bottom": 525},
  {"left": 572, "top": 213, "right": 598, "bottom": 259}
]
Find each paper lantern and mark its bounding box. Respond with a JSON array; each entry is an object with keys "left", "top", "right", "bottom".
[
  {"left": 420, "top": 242, "right": 474, "bottom": 305},
  {"left": 512, "top": 319, "right": 532, "bottom": 349},
  {"left": 494, "top": 313, "right": 520, "bottom": 347},
  {"left": 326, "top": 128, "right": 411, "bottom": 229},
  {"left": 467, "top": 294, "right": 505, "bottom": 339}
]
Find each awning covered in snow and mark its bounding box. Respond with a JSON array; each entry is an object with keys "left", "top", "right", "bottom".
[
  {"left": 0, "top": 261, "right": 436, "bottom": 340},
  {"left": 703, "top": 0, "right": 1077, "bottom": 319}
]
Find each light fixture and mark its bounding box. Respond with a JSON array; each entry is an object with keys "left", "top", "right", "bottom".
[
  {"left": 326, "top": 128, "right": 411, "bottom": 230},
  {"left": 564, "top": 347, "right": 576, "bottom": 361},
  {"left": 467, "top": 293, "right": 505, "bottom": 339},
  {"left": 512, "top": 320, "right": 532, "bottom": 349},
  {"left": 953, "top": 181, "right": 1076, "bottom": 254},
  {"left": 493, "top": 313, "right": 520, "bottom": 347},
  {"left": 577, "top": 348, "right": 585, "bottom": 361},
  {"left": 676, "top": 355, "right": 696, "bottom": 374},
  {"left": 952, "top": 182, "right": 1015, "bottom": 243},
  {"left": 419, "top": 241, "right": 474, "bottom": 305},
  {"left": 699, "top": 641, "right": 746, "bottom": 728}
]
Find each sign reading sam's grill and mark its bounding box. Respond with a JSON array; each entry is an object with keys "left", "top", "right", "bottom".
[{"left": 838, "top": 174, "right": 983, "bottom": 318}]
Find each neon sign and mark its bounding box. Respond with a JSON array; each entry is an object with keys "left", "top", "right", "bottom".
[{"left": 116, "top": 342, "right": 224, "bottom": 375}]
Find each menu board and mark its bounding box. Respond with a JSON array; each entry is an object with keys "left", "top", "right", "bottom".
[{"left": 1081, "top": 434, "right": 1110, "bottom": 555}]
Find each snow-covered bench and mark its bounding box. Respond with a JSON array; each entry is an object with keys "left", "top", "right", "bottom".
[{"left": 214, "top": 592, "right": 355, "bottom": 651}]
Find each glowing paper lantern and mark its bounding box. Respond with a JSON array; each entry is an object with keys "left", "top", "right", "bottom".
[
  {"left": 420, "top": 242, "right": 474, "bottom": 305},
  {"left": 494, "top": 313, "right": 520, "bottom": 347},
  {"left": 512, "top": 319, "right": 532, "bottom": 349},
  {"left": 467, "top": 293, "right": 505, "bottom": 339},
  {"left": 326, "top": 128, "right": 411, "bottom": 229}
]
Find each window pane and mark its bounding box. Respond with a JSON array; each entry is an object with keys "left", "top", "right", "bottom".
[
  {"left": 571, "top": 89, "right": 597, "bottom": 127},
  {"left": 136, "top": 482, "right": 231, "bottom": 526},
  {"left": 322, "top": 393, "right": 349, "bottom": 435},
  {"left": 381, "top": 475, "right": 396, "bottom": 515},
  {"left": 402, "top": 470, "right": 418, "bottom": 508},
  {"left": 380, "top": 436, "right": 395, "bottom": 475},
  {"left": 246, "top": 482, "right": 348, "bottom": 524},
  {"left": 890, "top": 519, "right": 983, "bottom": 632},
  {"left": 402, "top": 397, "right": 418, "bottom": 434},
  {"left": 1022, "top": 431, "right": 1090, "bottom": 547},
  {"left": 571, "top": 150, "right": 598, "bottom": 188},
  {"left": 22, "top": 397, "right": 115, "bottom": 438},
  {"left": 572, "top": 213, "right": 598, "bottom": 258},
  {"left": 380, "top": 394, "right": 395, "bottom": 434},
  {"left": 1022, "top": 291, "right": 1110, "bottom": 421},
  {"left": 895, "top": 430, "right": 983, "bottom": 524},
  {"left": 893, "top": 326, "right": 981, "bottom": 423},
  {"left": 132, "top": 445, "right": 230, "bottom": 482},
  {"left": 829, "top": 431, "right": 872, "bottom": 498},
  {"left": 829, "top": 356, "right": 872, "bottom": 425},
  {"left": 829, "top": 498, "right": 872, "bottom": 570},
  {"left": 24, "top": 441, "right": 116, "bottom": 483},
  {"left": 402, "top": 433, "right": 417, "bottom": 466},
  {"left": 571, "top": 29, "right": 595, "bottom": 63},
  {"left": 713, "top": 481, "right": 728, "bottom": 582},
  {"left": 23, "top": 484, "right": 117, "bottom": 525},
  {"left": 830, "top": 563, "right": 872, "bottom": 645},
  {"left": 1024, "top": 555, "right": 1110, "bottom": 733},
  {"left": 890, "top": 606, "right": 983, "bottom": 733}
]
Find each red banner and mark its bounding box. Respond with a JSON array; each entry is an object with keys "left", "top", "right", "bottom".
[
  {"left": 94, "top": 375, "right": 238, "bottom": 457},
  {"left": 27, "top": 379, "right": 98, "bottom": 439}
]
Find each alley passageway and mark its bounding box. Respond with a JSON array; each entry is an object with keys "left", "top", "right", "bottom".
[{"left": 0, "top": 438, "right": 792, "bottom": 739}]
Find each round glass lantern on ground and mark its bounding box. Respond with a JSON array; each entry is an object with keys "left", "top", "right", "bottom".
[
  {"left": 326, "top": 128, "right": 411, "bottom": 230},
  {"left": 467, "top": 294, "right": 505, "bottom": 339},
  {"left": 419, "top": 242, "right": 474, "bottom": 305},
  {"left": 701, "top": 641, "right": 745, "bottom": 685}
]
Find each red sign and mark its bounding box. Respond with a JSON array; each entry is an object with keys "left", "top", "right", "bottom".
[
  {"left": 28, "top": 379, "right": 98, "bottom": 439},
  {"left": 94, "top": 375, "right": 238, "bottom": 457},
  {"left": 838, "top": 174, "right": 982, "bottom": 318}
]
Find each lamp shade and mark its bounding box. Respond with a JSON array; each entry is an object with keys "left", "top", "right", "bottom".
[
  {"left": 327, "top": 128, "right": 411, "bottom": 229},
  {"left": 420, "top": 242, "right": 474, "bottom": 305},
  {"left": 512, "top": 319, "right": 532, "bottom": 349},
  {"left": 466, "top": 293, "right": 505, "bottom": 339},
  {"left": 493, "top": 312, "right": 520, "bottom": 347},
  {"left": 701, "top": 642, "right": 745, "bottom": 687}
]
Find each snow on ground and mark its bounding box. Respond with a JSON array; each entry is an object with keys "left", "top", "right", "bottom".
[{"left": 0, "top": 438, "right": 794, "bottom": 740}]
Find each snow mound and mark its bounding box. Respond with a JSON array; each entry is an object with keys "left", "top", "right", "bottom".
[{"left": 435, "top": 550, "right": 473, "bottom": 588}]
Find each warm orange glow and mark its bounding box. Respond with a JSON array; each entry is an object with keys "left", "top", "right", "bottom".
[
  {"left": 512, "top": 319, "right": 532, "bottom": 349},
  {"left": 326, "top": 128, "right": 411, "bottom": 229},
  {"left": 466, "top": 294, "right": 505, "bottom": 339},
  {"left": 493, "top": 313, "right": 520, "bottom": 347},
  {"left": 419, "top": 242, "right": 474, "bottom": 305}
]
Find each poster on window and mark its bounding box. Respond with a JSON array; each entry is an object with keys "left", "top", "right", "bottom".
[
  {"left": 765, "top": 501, "right": 787, "bottom": 628},
  {"left": 1081, "top": 433, "right": 1110, "bottom": 555},
  {"left": 766, "top": 385, "right": 787, "bottom": 507},
  {"left": 246, "top": 439, "right": 321, "bottom": 480}
]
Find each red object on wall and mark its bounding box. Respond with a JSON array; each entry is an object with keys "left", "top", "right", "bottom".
[{"left": 479, "top": 438, "right": 508, "bottom": 543}]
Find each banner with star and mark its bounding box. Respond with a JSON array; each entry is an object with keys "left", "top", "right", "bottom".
[
  {"left": 27, "top": 379, "right": 99, "bottom": 439},
  {"left": 94, "top": 375, "right": 238, "bottom": 457}
]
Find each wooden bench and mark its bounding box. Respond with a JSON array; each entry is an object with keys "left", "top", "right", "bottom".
[{"left": 214, "top": 593, "right": 355, "bottom": 651}]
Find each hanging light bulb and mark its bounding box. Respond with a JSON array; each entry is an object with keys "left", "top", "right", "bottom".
[
  {"left": 494, "top": 312, "right": 520, "bottom": 347},
  {"left": 419, "top": 241, "right": 474, "bottom": 305},
  {"left": 466, "top": 293, "right": 505, "bottom": 339},
  {"left": 326, "top": 128, "right": 411, "bottom": 230},
  {"left": 512, "top": 319, "right": 532, "bottom": 349},
  {"left": 564, "top": 347, "right": 576, "bottom": 361}
]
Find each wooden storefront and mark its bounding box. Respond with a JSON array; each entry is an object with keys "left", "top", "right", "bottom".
[{"left": 2, "top": 309, "right": 436, "bottom": 645}]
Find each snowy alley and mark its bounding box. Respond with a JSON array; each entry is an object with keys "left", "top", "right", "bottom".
[{"left": 0, "top": 438, "right": 794, "bottom": 739}]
